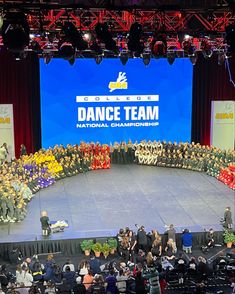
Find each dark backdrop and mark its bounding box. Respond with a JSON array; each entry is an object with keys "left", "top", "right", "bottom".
[{"left": 0, "top": 51, "right": 234, "bottom": 157}]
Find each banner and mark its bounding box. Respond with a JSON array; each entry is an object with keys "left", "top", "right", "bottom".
[
  {"left": 211, "top": 100, "right": 235, "bottom": 150},
  {"left": 0, "top": 104, "right": 15, "bottom": 159}
]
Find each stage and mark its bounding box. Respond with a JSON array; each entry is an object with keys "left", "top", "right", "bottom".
[{"left": 0, "top": 165, "right": 234, "bottom": 257}]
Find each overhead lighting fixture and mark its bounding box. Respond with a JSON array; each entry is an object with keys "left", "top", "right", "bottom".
[
  {"left": 62, "top": 21, "right": 88, "bottom": 51},
  {"left": 95, "top": 55, "right": 103, "bottom": 65},
  {"left": 201, "top": 39, "right": 213, "bottom": 59},
  {"left": 151, "top": 32, "right": 167, "bottom": 58},
  {"left": 43, "top": 52, "right": 53, "bottom": 65},
  {"left": 189, "top": 53, "right": 198, "bottom": 65},
  {"left": 167, "top": 52, "right": 175, "bottom": 65},
  {"left": 127, "top": 22, "right": 144, "bottom": 54},
  {"left": 2, "top": 11, "right": 30, "bottom": 54},
  {"left": 182, "top": 37, "right": 196, "bottom": 56},
  {"left": 120, "top": 50, "right": 129, "bottom": 65},
  {"left": 142, "top": 51, "right": 151, "bottom": 66},
  {"left": 95, "top": 22, "right": 116, "bottom": 51},
  {"left": 217, "top": 52, "right": 226, "bottom": 65},
  {"left": 58, "top": 42, "right": 75, "bottom": 64}
]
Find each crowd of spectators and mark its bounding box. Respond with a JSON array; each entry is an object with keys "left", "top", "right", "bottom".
[
  {"left": 0, "top": 143, "right": 110, "bottom": 223},
  {"left": 0, "top": 225, "right": 234, "bottom": 294}
]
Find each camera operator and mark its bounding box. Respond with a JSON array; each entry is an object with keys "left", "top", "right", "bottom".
[{"left": 206, "top": 228, "right": 215, "bottom": 248}]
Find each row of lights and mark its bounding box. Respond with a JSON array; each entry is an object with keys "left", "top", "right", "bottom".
[{"left": 0, "top": 10, "right": 234, "bottom": 66}]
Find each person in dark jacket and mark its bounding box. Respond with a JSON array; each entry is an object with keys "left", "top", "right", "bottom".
[
  {"left": 62, "top": 266, "right": 76, "bottom": 289},
  {"left": 89, "top": 255, "right": 101, "bottom": 275},
  {"left": 135, "top": 271, "right": 147, "bottom": 294},
  {"left": 56, "top": 278, "right": 70, "bottom": 294},
  {"left": 137, "top": 226, "right": 148, "bottom": 252},
  {"left": 73, "top": 276, "right": 86, "bottom": 294},
  {"left": 105, "top": 269, "right": 117, "bottom": 294}
]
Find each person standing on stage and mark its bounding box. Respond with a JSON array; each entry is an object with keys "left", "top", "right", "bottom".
[
  {"left": 224, "top": 207, "right": 233, "bottom": 229},
  {"left": 40, "top": 211, "right": 51, "bottom": 236}
]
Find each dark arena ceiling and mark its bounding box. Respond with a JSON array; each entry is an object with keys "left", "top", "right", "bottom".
[{"left": 0, "top": 0, "right": 234, "bottom": 59}]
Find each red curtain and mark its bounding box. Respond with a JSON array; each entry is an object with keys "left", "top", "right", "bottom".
[
  {"left": 192, "top": 53, "right": 235, "bottom": 145},
  {"left": 0, "top": 50, "right": 41, "bottom": 158}
]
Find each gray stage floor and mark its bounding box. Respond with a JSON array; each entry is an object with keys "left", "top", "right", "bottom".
[{"left": 0, "top": 165, "right": 234, "bottom": 243}]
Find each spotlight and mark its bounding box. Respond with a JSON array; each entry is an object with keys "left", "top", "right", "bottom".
[
  {"left": 95, "top": 55, "right": 103, "bottom": 65},
  {"left": 58, "top": 42, "right": 75, "bottom": 64},
  {"left": 2, "top": 11, "right": 30, "bottom": 54},
  {"left": 201, "top": 39, "right": 213, "bottom": 59},
  {"left": 167, "top": 52, "right": 175, "bottom": 65},
  {"left": 128, "top": 22, "right": 144, "bottom": 54},
  {"left": 95, "top": 23, "right": 117, "bottom": 51},
  {"left": 217, "top": 52, "right": 226, "bottom": 65},
  {"left": 83, "top": 32, "right": 91, "bottom": 42},
  {"left": 120, "top": 50, "right": 129, "bottom": 65},
  {"left": 182, "top": 37, "right": 196, "bottom": 56},
  {"left": 189, "top": 53, "right": 198, "bottom": 65},
  {"left": 43, "top": 52, "right": 53, "bottom": 65},
  {"left": 142, "top": 51, "right": 151, "bottom": 66}
]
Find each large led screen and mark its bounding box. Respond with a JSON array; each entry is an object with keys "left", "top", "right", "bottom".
[{"left": 40, "top": 58, "right": 193, "bottom": 148}]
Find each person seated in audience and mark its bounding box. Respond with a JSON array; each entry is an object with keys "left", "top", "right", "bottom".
[
  {"left": 62, "top": 258, "right": 75, "bottom": 272},
  {"left": 72, "top": 277, "right": 86, "bottom": 294},
  {"left": 105, "top": 268, "right": 117, "bottom": 294},
  {"left": 56, "top": 278, "right": 70, "bottom": 294},
  {"left": 116, "top": 269, "right": 128, "bottom": 294},
  {"left": 62, "top": 266, "right": 76, "bottom": 290},
  {"left": 90, "top": 274, "right": 106, "bottom": 294},
  {"left": 16, "top": 265, "right": 33, "bottom": 287},
  {"left": 78, "top": 260, "right": 89, "bottom": 281},
  {"left": 83, "top": 269, "right": 94, "bottom": 291},
  {"left": 45, "top": 281, "right": 57, "bottom": 294}
]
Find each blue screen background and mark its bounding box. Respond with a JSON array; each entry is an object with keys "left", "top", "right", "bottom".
[{"left": 40, "top": 58, "right": 193, "bottom": 148}]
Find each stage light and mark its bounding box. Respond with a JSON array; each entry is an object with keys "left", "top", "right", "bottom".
[
  {"left": 95, "top": 55, "right": 103, "bottom": 65},
  {"left": 2, "top": 11, "right": 30, "bottom": 54},
  {"left": 189, "top": 54, "right": 198, "bottom": 65},
  {"left": 43, "top": 52, "right": 53, "bottom": 65},
  {"left": 127, "top": 22, "right": 144, "bottom": 54},
  {"left": 142, "top": 51, "right": 151, "bottom": 66},
  {"left": 83, "top": 32, "right": 91, "bottom": 42},
  {"left": 217, "top": 52, "right": 226, "bottom": 65},
  {"left": 167, "top": 52, "right": 175, "bottom": 65},
  {"left": 151, "top": 32, "right": 167, "bottom": 58},
  {"left": 182, "top": 37, "right": 196, "bottom": 56},
  {"left": 62, "top": 21, "right": 88, "bottom": 51},
  {"left": 95, "top": 23, "right": 117, "bottom": 51},
  {"left": 58, "top": 42, "right": 75, "bottom": 64},
  {"left": 120, "top": 51, "right": 129, "bottom": 65},
  {"left": 201, "top": 39, "right": 213, "bottom": 59}
]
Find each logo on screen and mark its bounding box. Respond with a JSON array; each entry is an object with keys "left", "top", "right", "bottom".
[{"left": 108, "top": 72, "right": 128, "bottom": 92}]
